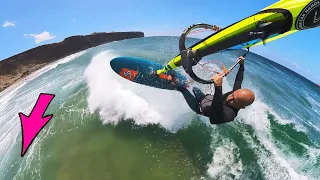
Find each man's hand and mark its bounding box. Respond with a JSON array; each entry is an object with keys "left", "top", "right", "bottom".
[
  {"left": 224, "top": 70, "right": 230, "bottom": 76},
  {"left": 238, "top": 56, "right": 245, "bottom": 65},
  {"left": 212, "top": 72, "right": 224, "bottom": 87},
  {"left": 213, "top": 25, "right": 222, "bottom": 32}
]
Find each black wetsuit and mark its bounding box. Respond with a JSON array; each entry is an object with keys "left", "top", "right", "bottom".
[{"left": 177, "top": 64, "right": 245, "bottom": 124}]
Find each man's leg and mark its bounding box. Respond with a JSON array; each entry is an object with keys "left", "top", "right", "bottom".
[
  {"left": 167, "top": 74, "right": 201, "bottom": 112},
  {"left": 192, "top": 87, "right": 205, "bottom": 102},
  {"left": 175, "top": 85, "right": 198, "bottom": 112}
]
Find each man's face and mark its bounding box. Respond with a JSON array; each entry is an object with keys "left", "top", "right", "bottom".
[{"left": 226, "top": 90, "right": 248, "bottom": 109}]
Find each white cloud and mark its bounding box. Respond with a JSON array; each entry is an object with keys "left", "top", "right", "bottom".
[
  {"left": 24, "top": 31, "right": 56, "bottom": 44},
  {"left": 292, "top": 62, "right": 300, "bottom": 69},
  {"left": 281, "top": 59, "right": 304, "bottom": 72},
  {"left": 72, "top": 18, "right": 76, "bottom": 24},
  {"left": 2, "top": 21, "right": 16, "bottom": 27}
]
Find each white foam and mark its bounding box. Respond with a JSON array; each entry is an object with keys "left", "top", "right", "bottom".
[
  {"left": 254, "top": 98, "right": 319, "bottom": 179},
  {"left": 239, "top": 101, "right": 309, "bottom": 180},
  {"left": 0, "top": 50, "right": 87, "bottom": 179},
  {"left": 84, "top": 50, "right": 193, "bottom": 131},
  {"left": 287, "top": 142, "right": 320, "bottom": 179},
  {"left": 207, "top": 140, "right": 243, "bottom": 179}
]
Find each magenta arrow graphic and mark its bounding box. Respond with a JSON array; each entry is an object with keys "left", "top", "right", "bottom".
[{"left": 18, "top": 93, "right": 55, "bottom": 157}]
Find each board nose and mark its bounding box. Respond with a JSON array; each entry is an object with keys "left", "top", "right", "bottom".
[{"left": 110, "top": 57, "right": 124, "bottom": 73}]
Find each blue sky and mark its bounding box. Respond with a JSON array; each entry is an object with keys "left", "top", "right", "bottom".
[{"left": 1, "top": 0, "right": 320, "bottom": 84}]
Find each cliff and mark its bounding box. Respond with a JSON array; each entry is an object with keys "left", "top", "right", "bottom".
[{"left": 0, "top": 31, "right": 144, "bottom": 92}]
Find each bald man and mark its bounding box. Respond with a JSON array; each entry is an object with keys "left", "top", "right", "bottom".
[{"left": 169, "top": 56, "right": 255, "bottom": 124}]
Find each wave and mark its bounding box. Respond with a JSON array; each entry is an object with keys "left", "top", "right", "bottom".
[
  {"left": 0, "top": 50, "right": 87, "bottom": 180},
  {"left": 84, "top": 50, "right": 317, "bottom": 180},
  {"left": 84, "top": 50, "right": 194, "bottom": 132}
]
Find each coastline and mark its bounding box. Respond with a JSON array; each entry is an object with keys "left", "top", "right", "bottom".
[
  {"left": 0, "top": 50, "right": 87, "bottom": 97},
  {"left": 0, "top": 31, "right": 144, "bottom": 92}
]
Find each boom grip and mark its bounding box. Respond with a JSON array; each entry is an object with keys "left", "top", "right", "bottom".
[{"left": 179, "top": 23, "right": 217, "bottom": 84}]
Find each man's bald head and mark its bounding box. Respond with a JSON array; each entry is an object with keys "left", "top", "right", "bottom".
[{"left": 226, "top": 88, "right": 255, "bottom": 109}]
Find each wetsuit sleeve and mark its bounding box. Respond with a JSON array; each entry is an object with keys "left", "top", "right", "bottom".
[
  {"left": 208, "top": 86, "right": 236, "bottom": 124},
  {"left": 233, "top": 64, "right": 245, "bottom": 91}
]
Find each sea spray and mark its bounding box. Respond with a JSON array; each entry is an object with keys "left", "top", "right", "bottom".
[{"left": 85, "top": 50, "right": 194, "bottom": 131}]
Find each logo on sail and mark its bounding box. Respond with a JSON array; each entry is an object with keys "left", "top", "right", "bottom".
[{"left": 296, "top": 0, "right": 320, "bottom": 30}]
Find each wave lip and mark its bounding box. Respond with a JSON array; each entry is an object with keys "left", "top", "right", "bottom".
[{"left": 84, "top": 50, "right": 192, "bottom": 131}]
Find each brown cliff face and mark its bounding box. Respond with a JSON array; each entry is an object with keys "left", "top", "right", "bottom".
[{"left": 0, "top": 31, "right": 144, "bottom": 92}]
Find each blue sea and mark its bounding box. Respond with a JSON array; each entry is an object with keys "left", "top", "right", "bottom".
[{"left": 0, "top": 36, "right": 319, "bottom": 180}]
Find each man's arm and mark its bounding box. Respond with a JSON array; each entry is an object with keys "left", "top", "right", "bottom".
[
  {"left": 233, "top": 57, "right": 245, "bottom": 91},
  {"left": 208, "top": 86, "right": 236, "bottom": 124},
  {"left": 207, "top": 73, "right": 236, "bottom": 124}
]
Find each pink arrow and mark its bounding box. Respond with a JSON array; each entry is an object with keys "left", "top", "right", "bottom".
[{"left": 18, "top": 93, "right": 55, "bottom": 157}]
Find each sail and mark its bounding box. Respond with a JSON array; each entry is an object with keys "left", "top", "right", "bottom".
[{"left": 156, "top": 0, "right": 317, "bottom": 75}]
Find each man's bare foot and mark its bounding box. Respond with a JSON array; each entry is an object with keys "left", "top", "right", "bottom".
[
  {"left": 168, "top": 74, "right": 180, "bottom": 84},
  {"left": 168, "top": 74, "right": 192, "bottom": 89}
]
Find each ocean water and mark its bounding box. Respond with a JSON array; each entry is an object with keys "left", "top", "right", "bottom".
[{"left": 0, "top": 36, "right": 319, "bottom": 180}]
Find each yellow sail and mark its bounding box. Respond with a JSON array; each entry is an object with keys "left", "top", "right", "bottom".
[{"left": 157, "top": 0, "right": 319, "bottom": 75}]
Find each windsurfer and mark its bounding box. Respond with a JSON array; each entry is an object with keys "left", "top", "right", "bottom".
[{"left": 168, "top": 56, "right": 255, "bottom": 124}]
